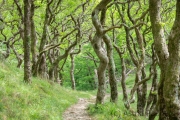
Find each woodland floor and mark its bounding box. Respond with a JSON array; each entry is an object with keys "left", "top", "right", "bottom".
[
  {"left": 62, "top": 85, "right": 149, "bottom": 120},
  {"left": 63, "top": 97, "right": 96, "bottom": 120}
]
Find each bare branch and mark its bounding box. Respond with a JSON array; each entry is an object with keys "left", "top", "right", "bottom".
[
  {"left": 14, "top": 0, "right": 24, "bottom": 22},
  {"left": 129, "top": 67, "right": 154, "bottom": 103},
  {"left": 39, "top": 28, "right": 77, "bottom": 55},
  {"left": 129, "top": 22, "right": 146, "bottom": 30},
  {"left": 103, "top": 24, "right": 123, "bottom": 33}
]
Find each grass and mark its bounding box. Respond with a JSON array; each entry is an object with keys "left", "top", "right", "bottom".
[
  {"left": 88, "top": 102, "right": 147, "bottom": 120},
  {"left": 88, "top": 90, "right": 148, "bottom": 120},
  {"left": 88, "top": 70, "right": 155, "bottom": 120},
  {"left": 0, "top": 60, "right": 93, "bottom": 120},
  {"left": 0, "top": 60, "right": 159, "bottom": 120}
]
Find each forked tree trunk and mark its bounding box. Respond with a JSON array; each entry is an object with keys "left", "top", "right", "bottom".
[
  {"left": 49, "top": 41, "right": 77, "bottom": 81},
  {"left": 116, "top": 3, "right": 147, "bottom": 114},
  {"left": 100, "top": 6, "right": 118, "bottom": 103},
  {"left": 33, "top": 1, "right": 51, "bottom": 77},
  {"left": 37, "top": 14, "right": 48, "bottom": 78},
  {"left": 91, "top": 0, "right": 111, "bottom": 104}
]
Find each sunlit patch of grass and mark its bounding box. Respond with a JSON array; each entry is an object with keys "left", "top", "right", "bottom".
[{"left": 88, "top": 102, "right": 147, "bottom": 120}]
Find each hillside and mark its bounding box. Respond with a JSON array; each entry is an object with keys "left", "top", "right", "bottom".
[{"left": 0, "top": 61, "right": 92, "bottom": 120}]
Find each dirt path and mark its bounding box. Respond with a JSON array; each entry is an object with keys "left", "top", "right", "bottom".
[{"left": 63, "top": 97, "right": 95, "bottom": 120}]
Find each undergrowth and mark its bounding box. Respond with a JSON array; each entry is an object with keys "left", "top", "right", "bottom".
[
  {"left": 88, "top": 102, "right": 147, "bottom": 120},
  {"left": 88, "top": 72, "right": 149, "bottom": 120},
  {"left": 0, "top": 61, "right": 92, "bottom": 120}
]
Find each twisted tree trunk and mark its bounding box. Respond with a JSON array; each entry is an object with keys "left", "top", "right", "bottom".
[
  {"left": 103, "top": 35, "right": 118, "bottom": 103},
  {"left": 91, "top": 0, "right": 111, "bottom": 104}
]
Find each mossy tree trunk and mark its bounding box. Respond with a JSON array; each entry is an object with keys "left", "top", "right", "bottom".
[
  {"left": 101, "top": 9, "right": 118, "bottom": 103},
  {"left": 163, "top": 1, "right": 180, "bottom": 119},
  {"left": 31, "top": 1, "right": 37, "bottom": 75},
  {"left": 103, "top": 34, "right": 118, "bottom": 103},
  {"left": 149, "top": 0, "right": 180, "bottom": 119},
  {"left": 91, "top": 0, "right": 111, "bottom": 104},
  {"left": 23, "top": 0, "right": 32, "bottom": 83},
  {"left": 149, "top": 0, "right": 169, "bottom": 119}
]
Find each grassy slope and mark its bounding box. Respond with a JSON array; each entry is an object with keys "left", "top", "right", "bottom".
[{"left": 0, "top": 61, "right": 92, "bottom": 120}]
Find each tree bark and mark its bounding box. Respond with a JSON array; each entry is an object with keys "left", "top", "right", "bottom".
[
  {"left": 11, "top": 45, "right": 23, "bottom": 68},
  {"left": 146, "top": 45, "right": 158, "bottom": 117},
  {"left": 33, "top": 0, "right": 52, "bottom": 77},
  {"left": 134, "top": 28, "right": 146, "bottom": 116},
  {"left": 114, "top": 45, "right": 130, "bottom": 109},
  {"left": 103, "top": 35, "right": 118, "bottom": 103},
  {"left": 149, "top": 0, "right": 180, "bottom": 119},
  {"left": 101, "top": 7, "right": 117, "bottom": 103},
  {"left": 49, "top": 41, "right": 77, "bottom": 81},
  {"left": 31, "top": 1, "right": 37, "bottom": 74},
  {"left": 70, "top": 54, "right": 76, "bottom": 90},
  {"left": 149, "top": 0, "right": 169, "bottom": 119},
  {"left": 115, "top": 3, "right": 148, "bottom": 114},
  {"left": 23, "top": 0, "right": 32, "bottom": 83},
  {"left": 91, "top": 0, "right": 111, "bottom": 104},
  {"left": 38, "top": 53, "right": 47, "bottom": 78},
  {"left": 163, "top": 1, "right": 180, "bottom": 119}
]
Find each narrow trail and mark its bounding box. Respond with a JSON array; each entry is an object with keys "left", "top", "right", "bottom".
[
  {"left": 63, "top": 97, "right": 95, "bottom": 120},
  {"left": 63, "top": 85, "right": 152, "bottom": 120},
  {"left": 62, "top": 85, "right": 143, "bottom": 120}
]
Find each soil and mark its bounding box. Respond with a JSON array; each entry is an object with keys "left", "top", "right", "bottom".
[{"left": 63, "top": 97, "right": 95, "bottom": 120}]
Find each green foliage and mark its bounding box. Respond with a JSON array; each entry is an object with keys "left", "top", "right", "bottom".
[
  {"left": 0, "top": 61, "right": 92, "bottom": 120},
  {"left": 0, "top": 0, "right": 175, "bottom": 119},
  {"left": 62, "top": 45, "right": 98, "bottom": 90}
]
